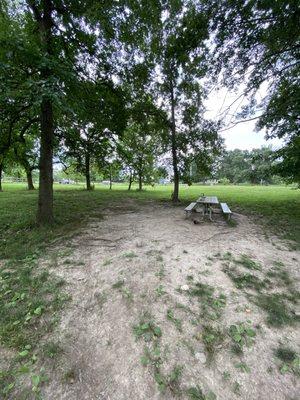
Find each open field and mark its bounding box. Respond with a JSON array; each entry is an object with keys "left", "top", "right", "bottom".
[
  {"left": 1, "top": 183, "right": 300, "bottom": 259},
  {"left": 0, "top": 183, "right": 299, "bottom": 399}
]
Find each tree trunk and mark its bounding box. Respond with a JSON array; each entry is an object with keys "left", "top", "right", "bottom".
[
  {"left": 138, "top": 173, "right": 142, "bottom": 191},
  {"left": 37, "top": 97, "right": 54, "bottom": 224},
  {"left": 26, "top": 169, "right": 35, "bottom": 190},
  {"left": 85, "top": 152, "right": 91, "bottom": 190},
  {"left": 109, "top": 166, "right": 112, "bottom": 190},
  {"left": 170, "top": 81, "right": 180, "bottom": 202},
  {"left": 0, "top": 162, "right": 3, "bottom": 192},
  {"left": 34, "top": 0, "right": 55, "bottom": 225},
  {"left": 128, "top": 172, "right": 133, "bottom": 191}
]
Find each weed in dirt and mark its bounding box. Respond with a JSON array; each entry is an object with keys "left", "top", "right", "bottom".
[
  {"left": 112, "top": 279, "right": 125, "bottom": 289},
  {"left": 123, "top": 251, "right": 137, "bottom": 259},
  {"left": 187, "top": 386, "right": 216, "bottom": 400},
  {"left": 42, "top": 341, "right": 63, "bottom": 359},
  {"left": 223, "top": 251, "right": 233, "bottom": 261},
  {"left": 167, "top": 309, "right": 182, "bottom": 332},
  {"left": 155, "top": 264, "right": 165, "bottom": 279},
  {"left": 274, "top": 346, "right": 300, "bottom": 376},
  {"left": 222, "top": 371, "right": 231, "bottom": 381},
  {"left": 235, "top": 362, "right": 251, "bottom": 373},
  {"left": 181, "top": 339, "right": 195, "bottom": 356},
  {"left": 232, "top": 381, "right": 241, "bottom": 395},
  {"left": 254, "top": 293, "right": 298, "bottom": 327},
  {"left": 187, "top": 275, "right": 194, "bottom": 281},
  {"left": 187, "top": 282, "right": 226, "bottom": 320},
  {"left": 121, "top": 287, "right": 133, "bottom": 302},
  {"left": 234, "top": 254, "right": 262, "bottom": 271},
  {"left": 154, "top": 365, "right": 183, "bottom": 394},
  {"left": 155, "top": 285, "right": 166, "bottom": 297},
  {"left": 229, "top": 322, "right": 256, "bottom": 355},
  {"left": 266, "top": 269, "right": 293, "bottom": 287},
  {"left": 94, "top": 291, "right": 108, "bottom": 308},
  {"left": 201, "top": 325, "right": 224, "bottom": 361},
  {"left": 63, "top": 367, "right": 77, "bottom": 383},
  {"left": 223, "top": 265, "right": 268, "bottom": 291},
  {"left": 133, "top": 314, "right": 162, "bottom": 342},
  {"left": 103, "top": 258, "right": 112, "bottom": 266}
]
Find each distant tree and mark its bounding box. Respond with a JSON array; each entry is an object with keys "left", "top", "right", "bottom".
[
  {"left": 149, "top": 1, "right": 223, "bottom": 201},
  {"left": 217, "top": 147, "right": 277, "bottom": 184},
  {"left": 63, "top": 79, "right": 126, "bottom": 190},
  {"left": 208, "top": 0, "right": 300, "bottom": 184}
]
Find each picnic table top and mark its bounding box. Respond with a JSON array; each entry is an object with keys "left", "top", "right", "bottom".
[{"left": 196, "top": 196, "right": 219, "bottom": 204}]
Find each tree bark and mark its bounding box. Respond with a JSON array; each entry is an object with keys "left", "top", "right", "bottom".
[
  {"left": 109, "top": 166, "right": 112, "bottom": 190},
  {"left": 0, "top": 162, "right": 3, "bottom": 192},
  {"left": 138, "top": 172, "right": 142, "bottom": 191},
  {"left": 85, "top": 152, "right": 91, "bottom": 190},
  {"left": 128, "top": 171, "right": 133, "bottom": 191},
  {"left": 26, "top": 169, "right": 35, "bottom": 190},
  {"left": 37, "top": 97, "right": 54, "bottom": 224},
  {"left": 33, "top": 0, "right": 55, "bottom": 225},
  {"left": 170, "top": 80, "right": 180, "bottom": 202}
]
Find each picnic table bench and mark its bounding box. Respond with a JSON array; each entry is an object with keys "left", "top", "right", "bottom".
[{"left": 220, "top": 202, "right": 232, "bottom": 220}]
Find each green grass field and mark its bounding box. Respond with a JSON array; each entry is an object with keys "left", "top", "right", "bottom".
[{"left": 1, "top": 182, "right": 299, "bottom": 259}]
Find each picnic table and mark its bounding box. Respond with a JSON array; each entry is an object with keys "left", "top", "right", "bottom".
[
  {"left": 196, "top": 195, "right": 219, "bottom": 221},
  {"left": 184, "top": 195, "right": 232, "bottom": 221}
]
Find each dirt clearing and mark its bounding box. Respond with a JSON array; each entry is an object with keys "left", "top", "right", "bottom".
[{"left": 40, "top": 200, "right": 299, "bottom": 399}]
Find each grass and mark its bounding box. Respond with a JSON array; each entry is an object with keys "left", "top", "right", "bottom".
[
  {"left": 1, "top": 183, "right": 299, "bottom": 259},
  {"left": 274, "top": 345, "right": 300, "bottom": 376}
]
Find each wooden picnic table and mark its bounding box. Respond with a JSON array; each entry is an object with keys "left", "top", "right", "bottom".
[{"left": 196, "top": 196, "right": 219, "bottom": 221}]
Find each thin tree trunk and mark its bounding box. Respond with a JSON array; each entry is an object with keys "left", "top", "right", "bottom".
[
  {"left": 109, "top": 166, "right": 112, "bottom": 190},
  {"left": 0, "top": 162, "right": 3, "bottom": 192},
  {"left": 85, "top": 152, "right": 91, "bottom": 190},
  {"left": 37, "top": 97, "right": 54, "bottom": 224},
  {"left": 128, "top": 172, "right": 133, "bottom": 191},
  {"left": 138, "top": 172, "right": 142, "bottom": 191},
  {"left": 26, "top": 169, "right": 35, "bottom": 190},
  {"left": 170, "top": 80, "right": 180, "bottom": 202}
]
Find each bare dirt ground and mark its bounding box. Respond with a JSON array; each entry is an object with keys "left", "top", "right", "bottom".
[{"left": 41, "top": 199, "right": 299, "bottom": 400}]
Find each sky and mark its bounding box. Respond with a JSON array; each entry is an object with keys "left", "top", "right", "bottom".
[{"left": 204, "top": 87, "right": 283, "bottom": 151}]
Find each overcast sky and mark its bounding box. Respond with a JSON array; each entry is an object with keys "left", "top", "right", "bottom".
[{"left": 204, "top": 87, "right": 283, "bottom": 151}]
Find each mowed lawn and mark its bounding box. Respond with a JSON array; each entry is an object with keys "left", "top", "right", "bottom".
[{"left": 0, "top": 183, "right": 300, "bottom": 260}]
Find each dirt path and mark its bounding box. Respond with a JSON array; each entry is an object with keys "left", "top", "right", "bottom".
[{"left": 42, "top": 200, "right": 299, "bottom": 400}]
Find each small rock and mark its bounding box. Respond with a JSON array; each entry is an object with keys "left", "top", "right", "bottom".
[
  {"left": 195, "top": 352, "right": 206, "bottom": 363},
  {"left": 181, "top": 285, "right": 189, "bottom": 291}
]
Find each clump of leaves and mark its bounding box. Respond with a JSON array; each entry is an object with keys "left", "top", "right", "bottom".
[
  {"left": 112, "top": 280, "right": 125, "bottom": 289},
  {"left": 254, "top": 293, "right": 298, "bottom": 327},
  {"left": 155, "top": 265, "right": 165, "bottom": 279},
  {"left": 154, "top": 365, "right": 183, "bottom": 394},
  {"left": 229, "top": 322, "right": 256, "bottom": 354},
  {"left": 123, "top": 251, "right": 137, "bottom": 259},
  {"left": 266, "top": 269, "right": 293, "bottom": 287},
  {"left": 234, "top": 254, "right": 262, "bottom": 271},
  {"left": 202, "top": 325, "right": 224, "bottom": 361},
  {"left": 235, "top": 362, "right": 251, "bottom": 373},
  {"left": 223, "top": 265, "right": 268, "bottom": 291},
  {"left": 42, "top": 341, "right": 63, "bottom": 359},
  {"left": 187, "top": 386, "right": 216, "bottom": 400},
  {"left": 167, "top": 309, "right": 182, "bottom": 332},
  {"left": 155, "top": 285, "right": 166, "bottom": 297},
  {"left": 223, "top": 251, "right": 233, "bottom": 261},
  {"left": 274, "top": 346, "right": 300, "bottom": 376},
  {"left": 187, "top": 282, "right": 226, "bottom": 320},
  {"left": 133, "top": 314, "right": 162, "bottom": 342}
]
